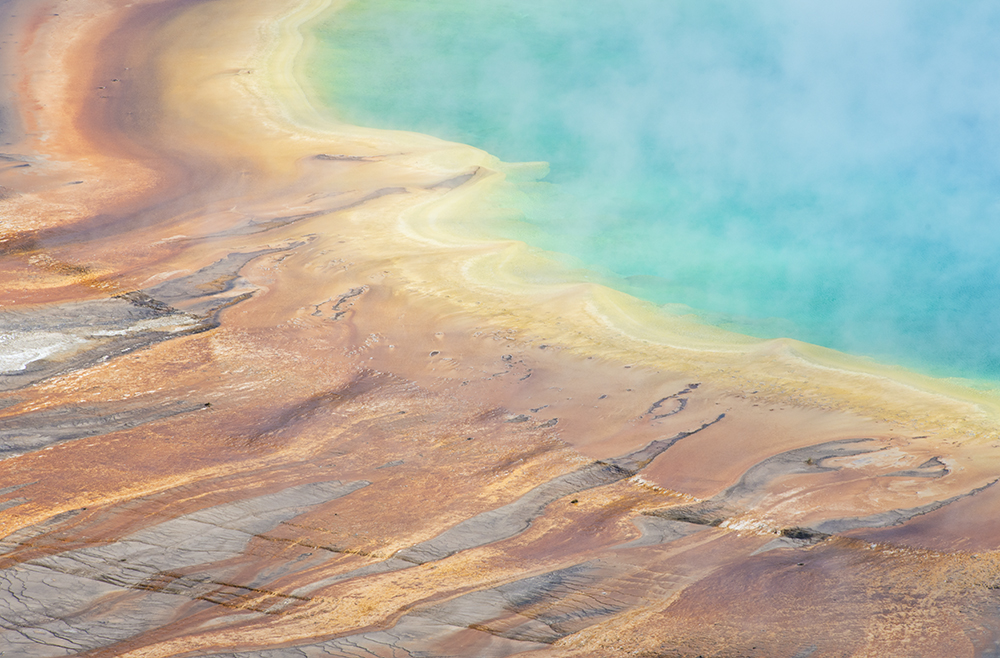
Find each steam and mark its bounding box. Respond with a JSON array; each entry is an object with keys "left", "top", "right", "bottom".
[{"left": 310, "top": 0, "right": 1000, "bottom": 379}]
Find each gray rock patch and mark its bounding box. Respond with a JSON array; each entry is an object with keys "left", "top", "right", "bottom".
[{"left": 0, "top": 479, "right": 369, "bottom": 656}]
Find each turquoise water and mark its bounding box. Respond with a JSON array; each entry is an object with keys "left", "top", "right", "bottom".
[{"left": 305, "top": 1, "right": 1000, "bottom": 381}]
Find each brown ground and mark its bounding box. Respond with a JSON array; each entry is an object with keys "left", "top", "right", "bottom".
[{"left": 2, "top": 1, "right": 1000, "bottom": 657}]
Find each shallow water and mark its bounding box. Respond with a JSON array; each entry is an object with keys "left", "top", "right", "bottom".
[{"left": 304, "top": 0, "right": 1000, "bottom": 381}]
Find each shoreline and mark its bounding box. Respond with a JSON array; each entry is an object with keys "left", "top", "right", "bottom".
[
  {"left": 2, "top": 1, "right": 1000, "bottom": 655},
  {"left": 280, "top": 0, "right": 1000, "bottom": 437},
  {"left": 287, "top": 0, "right": 1000, "bottom": 414}
]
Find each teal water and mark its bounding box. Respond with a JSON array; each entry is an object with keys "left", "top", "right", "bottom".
[{"left": 304, "top": 0, "right": 1000, "bottom": 382}]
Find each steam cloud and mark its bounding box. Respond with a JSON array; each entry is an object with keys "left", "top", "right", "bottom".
[{"left": 311, "top": 0, "right": 1000, "bottom": 379}]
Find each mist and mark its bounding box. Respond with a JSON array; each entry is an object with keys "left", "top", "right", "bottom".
[{"left": 309, "top": 0, "right": 1000, "bottom": 380}]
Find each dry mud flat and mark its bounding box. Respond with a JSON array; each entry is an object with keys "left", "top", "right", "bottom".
[{"left": 4, "top": 1, "right": 1000, "bottom": 657}]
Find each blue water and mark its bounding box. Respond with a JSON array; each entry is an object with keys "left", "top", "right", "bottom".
[{"left": 304, "top": 0, "right": 1000, "bottom": 382}]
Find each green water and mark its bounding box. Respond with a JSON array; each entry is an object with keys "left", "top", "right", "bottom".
[{"left": 303, "top": 0, "right": 1000, "bottom": 382}]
